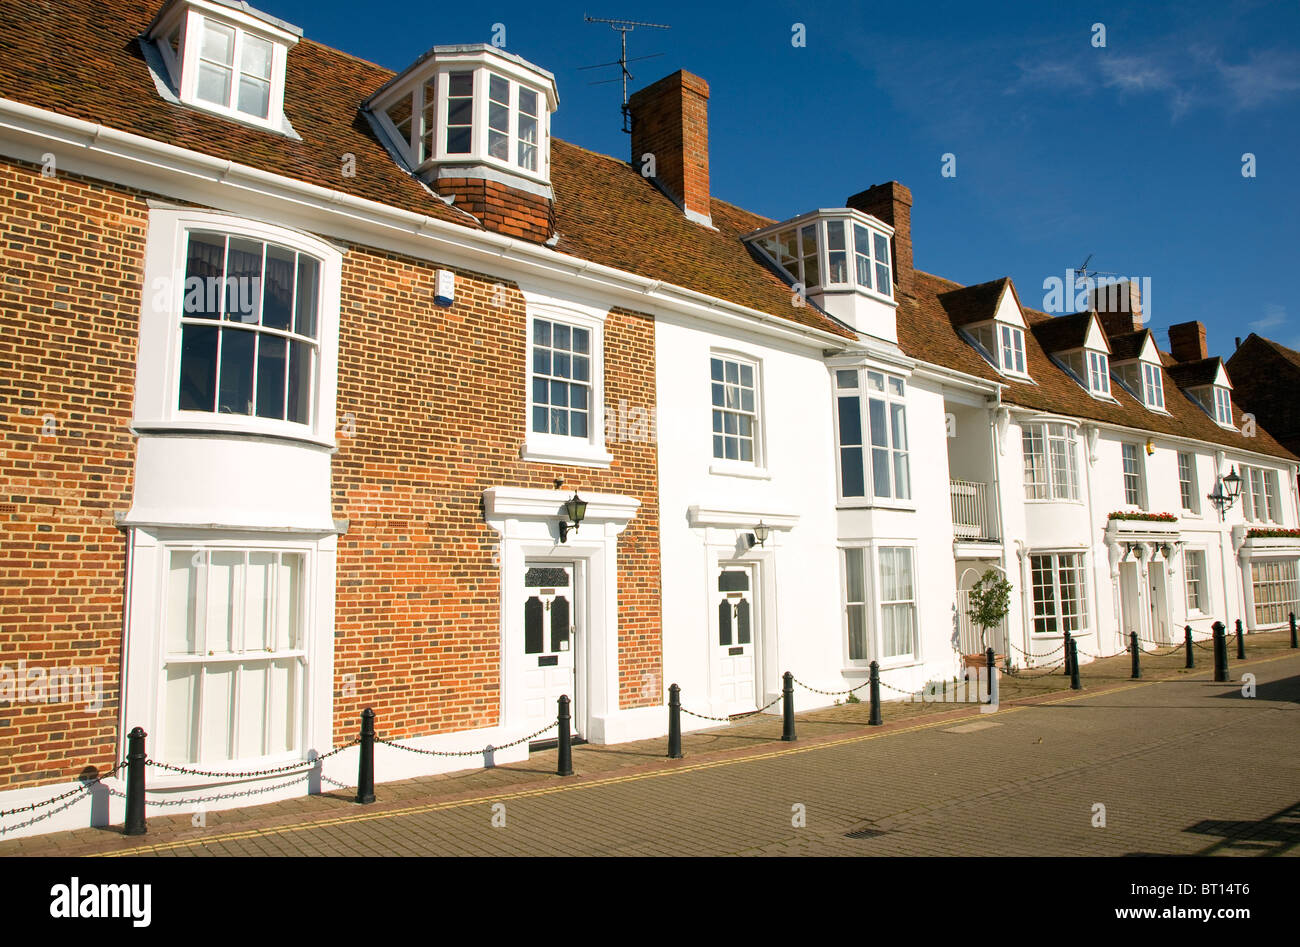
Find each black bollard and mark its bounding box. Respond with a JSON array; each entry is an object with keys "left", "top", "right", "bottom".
[
  {"left": 985, "top": 647, "right": 996, "bottom": 704},
  {"left": 667, "top": 684, "right": 683, "bottom": 759},
  {"left": 556, "top": 695, "right": 574, "bottom": 776},
  {"left": 1063, "top": 630, "right": 1073, "bottom": 676},
  {"left": 1291, "top": 612, "right": 1298, "bottom": 649},
  {"left": 355, "top": 708, "right": 375, "bottom": 804},
  {"left": 868, "top": 661, "right": 883, "bottom": 726},
  {"left": 781, "top": 671, "right": 796, "bottom": 742},
  {"left": 1184, "top": 625, "right": 1194, "bottom": 669},
  {"left": 1069, "top": 639, "right": 1081, "bottom": 690},
  {"left": 1236, "top": 618, "right": 1246, "bottom": 660},
  {"left": 1212, "top": 621, "right": 1228, "bottom": 682},
  {"left": 1130, "top": 631, "right": 1141, "bottom": 680},
  {"left": 123, "top": 726, "right": 147, "bottom": 836}
]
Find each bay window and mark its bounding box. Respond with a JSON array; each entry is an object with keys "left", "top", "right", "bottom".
[
  {"left": 162, "top": 547, "right": 307, "bottom": 765},
  {"left": 1251, "top": 559, "right": 1299, "bottom": 626},
  {"left": 178, "top": 231, "right": 320, "bottom": 425},
  {"left": 842, "top": 546, "right": 917, "bottom": 664},
  {"left": 834, "top": 368, "right": 910, "bottom": 501},
  {"left": 753, "top": 213, "right": 893, "bottom": 298},
  {"left": 1022, "top": 422, "right": 1079, "bottom": 500},
  {"left": 1030, "top": 552, "right": 1088, "bottom": 635}
]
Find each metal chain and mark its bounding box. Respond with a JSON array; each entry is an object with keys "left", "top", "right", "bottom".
[
  {"left": 1007, "top": 639, "right": 1066, "bottom": 659},
  {"left": 680, "top": 693, "right": 783, "bottom": 723},
  {"left": 144, "top": 739, "right": 358, "bottom": 780},
  {"left": 0, "top": 760, "right": 126, "bottom": 820},
  {"left": 375, "top": 720, "right": 557, "bottom": 757},
  {"left": 999, "top": 658, "right": 1067, "bottom": 678},
  {"left": 792, "top": 676, "right": 873, "bottom": 697}
]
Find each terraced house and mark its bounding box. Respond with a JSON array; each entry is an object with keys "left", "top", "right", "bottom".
[{"left": 1, "top": 0, "right": 1297, "bottom": 837}]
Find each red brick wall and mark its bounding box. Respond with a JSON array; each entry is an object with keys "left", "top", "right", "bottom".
[
  {"left": 0, "top": 156, "right": 662, "bottom": 794},
  {"left": 0, "top": 159, "right": 147, "bottom": 789},
  {"left": 331, "top": 250, "right": 662, "bottom": 737},
  {"left": 847, "top": 181, "right": 914, "bottom": 297},
  {"left": 433, "top": 177, "right": 553, "bottom": 244}
]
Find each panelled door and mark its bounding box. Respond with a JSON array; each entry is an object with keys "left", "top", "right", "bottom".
[
  {"left": 715, "top": 565, "right": 758, "bottom": 713},
  {"left": 522, "top": 562, "right": 579, "bottom": 736}
]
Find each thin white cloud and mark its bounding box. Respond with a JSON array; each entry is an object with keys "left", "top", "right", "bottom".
[{"left": 1250, "top": 303, "right": 1287, "bottom": 332}]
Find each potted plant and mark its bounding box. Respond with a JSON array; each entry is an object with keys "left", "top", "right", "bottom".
[{"left": 963, "top": 567, "right": 1012, "bottom": 672}]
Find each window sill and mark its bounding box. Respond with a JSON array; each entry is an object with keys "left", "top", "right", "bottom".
[
  {"left": 837, "top": 499, "right": 917, "bottom": 512},
  {"left": 521, "top": 442, "right": 613, "bottom": 469},
  {"left": 1024, "top": 497, "right": 1084, "bottom": 506},
  {"left": 709, "top": 462, "right": 771, "bottom": 480},
  {"left": 132, "top": 419, "right": 335, "bottom": 450}
]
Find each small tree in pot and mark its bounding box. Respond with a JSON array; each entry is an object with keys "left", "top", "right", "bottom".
[{"left": 966, "top": 567, "right": 1012, "bottom": 666}]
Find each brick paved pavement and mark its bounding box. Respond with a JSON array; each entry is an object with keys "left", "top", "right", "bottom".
[{"left": 3, "top": 631, "right": 1298, "bottom": 856}]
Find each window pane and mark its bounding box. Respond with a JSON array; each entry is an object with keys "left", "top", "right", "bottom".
[
  {"left": 237, "top": 75, "right": 271, "bottom": 119},
  {"left": 201, "top": 22, "right": 235, "bottom": 65},
  {"left": 841, "top": 448, "right": 865, "bottom": 497},
  {"left": 224, "top": 237, "right": 263, "bottom": 324},
  {"left": 872, "top": 447, "right": 891, "bottom": 497},
  {"left": 207, "top": 551, "right": 243, "bottom": 654},
  {"left": 255, "top": 334, "right": 287, "bottom": 419},
  {"left": 286, "top": 339, "right": 312, "bottom": 424},
  {"left": 294, "top": 256, "right": 319, "bottom": 338},
  {"left": 184, "top": 233, "right": 226, "bottom": 319},
  {"left": 838, "top": 396, "right": 862, "bottom": 447},
  {"left": 167, "top": 551, "right": 202, "bottom": 654},
  {"left": 218, "top": 328, "right": 255, "bottom": 415},
  {"left": 164, "top": 666, "right": 199, "bottom": 764},
  {"left": 197, "top": 62, "right": 232, "bottom": 107},
  {"left": 178, "top": 324, "right": 219, "bottom": 411},
  {"left": 262, "top": 245, "right": 295, "bottom": 331}
]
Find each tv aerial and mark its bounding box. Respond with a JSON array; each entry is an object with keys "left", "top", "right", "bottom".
[{"left": 581, "top": 15, "right": 671, "bottom": 132}]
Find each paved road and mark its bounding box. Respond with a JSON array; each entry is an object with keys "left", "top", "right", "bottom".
[{"left": 70, "top": 649, "right": 1300, "bottom": 857}]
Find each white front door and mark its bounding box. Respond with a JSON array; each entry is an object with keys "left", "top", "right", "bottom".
[
  {"left": 1149, "top": 567, "right": 1170, "bottom": 644},
  {"left": 521, "top": 562, "right": 579, "bottom": 737},
  {"left": 715, "top": 564, "right": 758, "bottom": 713},
  {"left": 1119, "top": 562, "right": 1142, "bottom": 641}
]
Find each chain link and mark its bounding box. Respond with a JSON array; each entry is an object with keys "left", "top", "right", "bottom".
[
  {"left": 680, "top": 693, "right": 784, "bottom": 723},
  {"left": 0, "top": 760, "right": 126, "bottom": 820},
  {"left": 144, "top": 739, "right": 358, "bottom": 780},
  {"left": 376, "top": 720, "right": 557, "bottom": 757}
]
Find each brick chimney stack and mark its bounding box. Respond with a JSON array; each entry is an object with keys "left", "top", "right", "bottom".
[
  {"left": 1088, "top": 279, "right": 1143, "bottom": 336},
  {"left": 846, "top": 182, "right": 914, "bottom": 297},
  {"left": 1169, "top": 321, "right": 1209, "bottom": 363},
  {"left": 628, "top": 71, "right": 712, "bottom": 226}
]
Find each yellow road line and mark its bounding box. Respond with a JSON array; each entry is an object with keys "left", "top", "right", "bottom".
[{"left": 96, "top": 648, "right": 1300, "bottom": 857}]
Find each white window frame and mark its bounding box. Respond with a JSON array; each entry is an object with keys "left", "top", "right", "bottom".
[
  {"left": 1177, "top": 451, "right": 1200, "bottom": 515},
  {"left": 753, "top": 214, "right": 894, "bottom": 303},
  {"left": 832, "top": 367, "right": 911, "bottom": 505},
  {"left": 1142, "top": 362, "right": 1166, "bottom": 410},
  {"left": 1087, "top": 350, "right": 1111, "bottom": 396},
  {"left": 521, "top": 296, "right": 610, "bottom": 468},
  {"left": 1000, "top": 324, "right": 1027, "bottom": 376},
  {"left": 373, "top": 63, "right": 552, "bottom": 185},
  {"left": 1183, "top": 547, "right": 1209, "bottom": 616},
  {"left": 1243, "top": 466, "right": 1282, "bottom": 523},
  {"left": 841, "top": 544, "right": 919, "bottom": 668},
  {"left": 1121, "top": 442, "right": 1147, "bottom": 508},
  {"left": 121, "top": 528, "right": 335, "bottom": 785},
  {"left": 134, "top": 208, "right": 342, "bottom": 447},
  {"left": 1029, "top": 551, "right": 1089, "bottom": 636},
  {"left": 1022, "top": 422, "right": 1080, "bottom": 501},
  {"left": 1250, "top": 558, "right": 1300, "bottom": 627},
  {"left": 709, "top": 351, "right": 766, "bottom": 476},
  {"left": 1212, "top": 385, "right": 1233, "bottom": 426},
  {"left": 154, "top": 5, "right": 296, "bottom": 133}
]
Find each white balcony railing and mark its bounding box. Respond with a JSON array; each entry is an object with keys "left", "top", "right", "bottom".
[{"left": 950, "top": 479, "right": 997, "bottom": 541}]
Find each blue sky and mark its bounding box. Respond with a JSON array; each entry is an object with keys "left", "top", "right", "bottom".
[{"left": 274, "top": 0, "right": 1300, "bottom": 358}]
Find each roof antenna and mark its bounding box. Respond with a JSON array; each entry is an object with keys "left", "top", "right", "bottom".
[{"left": 581, "top": 15, "right": 671, "bottom": 133}]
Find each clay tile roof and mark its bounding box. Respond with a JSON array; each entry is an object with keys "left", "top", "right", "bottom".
[
  {"left": 1029, "top": 310, "right": 1093, "bottom": 355},
  {"left": 0, "top": 0, "right": 853, "bottom": 341},
  {"left": 1166, "top": 357, "right": 1224, "bottom": 390},
  {"left": 1108, "top": 329, "right": 1151, "bottom": 363},
  {"left": 935, "top": 277, "right": 1010, "bottom": 327}
]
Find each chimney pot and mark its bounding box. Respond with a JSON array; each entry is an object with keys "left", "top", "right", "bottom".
[{"left": 628, "top": 71, "right": 712, "bottom": 226}]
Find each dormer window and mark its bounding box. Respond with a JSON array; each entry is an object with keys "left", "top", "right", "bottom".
[
  {"left": 369, "top": 46, "right": 557, "bottom": 188},
  {"left": 1188, "top": 384, "right": 1234, "bottom": 427},
  {"left": 1088, "top": 351, "right": 1110, "bottom": 396},
  {"left": 148, "top": 0, "right": 299, "bottom": 132},
  {"left": 968, "top": 322, "right": 1028, "bottom": 377},
  {"left": 1055, "top": 347, "right": 1113, "bottom": 398},
  {"left": 751, "top": 212, "right": 894, "bottom": 300},
  {"left": 1142, "top": 362, "right": 1165, "bottom": 409}
]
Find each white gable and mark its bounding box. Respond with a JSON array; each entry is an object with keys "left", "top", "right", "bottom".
[
  {"left": 1082, "top": 315, "right": 1110, "bottom": 354},
  {"left": 993, "top": 284, "right": 1025, "bottom": 328}
]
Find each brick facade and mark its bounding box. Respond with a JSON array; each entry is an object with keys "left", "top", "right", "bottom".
[
  {"left": 628, "top": 71, "right": 712, "bottom": 223},
  {"left": 0, "top": 155, "right": 662, "bottom": 791},
  {"left": 0, "top": 159, "right": 147, "bottom": 787},
  {"left": 432, "top": 177, "right": 553, "bottom": 244}
]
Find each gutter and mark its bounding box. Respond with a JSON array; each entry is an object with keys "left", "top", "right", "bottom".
[{"left": 0, "top": 97, "right": 852, "bottom": 354}]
